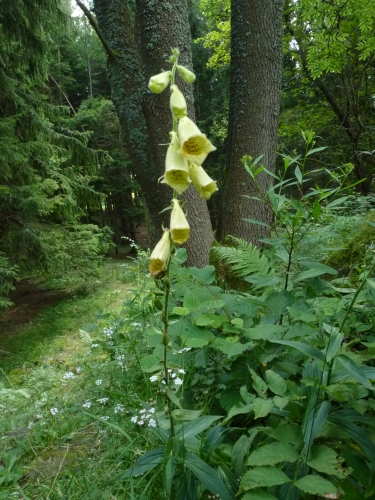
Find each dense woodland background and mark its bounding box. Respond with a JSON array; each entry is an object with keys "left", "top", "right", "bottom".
[{"left": 1, "top": 0, "right": 375, "bottom": 305}]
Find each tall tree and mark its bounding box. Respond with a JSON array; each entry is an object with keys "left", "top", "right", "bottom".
[
  {"left": 219, "top": 0, "right": 283, "bottom": 242},
  {"left": 81, "top": 0, "right": 214, "bottom": 266}
]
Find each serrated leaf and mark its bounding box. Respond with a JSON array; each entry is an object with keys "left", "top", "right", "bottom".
[
  {"left": 220, "top": 389, "right": 244, "bottom": 411},
  {"left": 247, "top": 442, "right": 298, "bottom": 466},
  {"left": 265, "top": 291, "right": 295, "bottom": 315},
  {"left": 183, "top": 294, "right": 201, "bottom": 310},
  {"left": 245, "top": 324, "right": 285, "bottom": 340},
  {"left": 307, "top": 445, "right": 348, "bottom": 479},
  {"left": 225, "top": 403, "right": 253, "bottom": 422},
  {"left": 265, "top": 370, "right": 287, "bottom": 396},
  {"left": 195, "top": 315, "right": 216, "bottom": 326},
  {"left": 253, "top": 398, "right": 274, "bottom": 419},
  {"left": 294, "top": 475, "right": 336, "bottom": 497},
  {"left": 240, "top": 466, "right": 291, "bottom": 490},
  {"left": 139, "top": 354, "right": 162, "bottom": 372}
]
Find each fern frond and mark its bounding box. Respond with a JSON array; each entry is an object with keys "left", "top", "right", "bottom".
[{"left": 212, "top": 237, "right": 270, "bottom": 278}]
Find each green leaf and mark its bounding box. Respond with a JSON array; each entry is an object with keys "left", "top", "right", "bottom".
[
  {"left": 176, "top": 416, "right": 222, "bottom": 441},
  {"left": 306, "top": 146, "right": 327, "bottom": 156},
  {"left": 225, "top": 403, "right": 254, "bottom": 422},
  {"left": 326, "top": 196, "right": 349, "bottom": 208},
  {"left": 195, "top": 315, "right": 216, "bottom": 326},
  {"left": 329, "top": 413, "right": 375, "bottom": 463},
  {"left": 294, "top": 475, "right": 336, "bottom": 497},
  {"left": 166, "top": 387, "right": 182, "bottom": 409},
  {"left": 122, "top": 446, "right": 165, "bottom": 478},
  {"left": 307, "top": 445, "right": 348, "bottom": 479},
  {"left": 242, "top": 491, "right": 277, "bottom": 500},
  {"left": 266, "top": 424, "right": 301, "bottom": 444},
  {"left": 245, "top": 324, "right": 285, "bottom": 340},
  {"left": 336, "top": 354, "right": 374, "bottom": 390},
  {"left": 253, "top": 398, "right": 274, "bottom": 419},
  {"left": 265, "top": 291, "right": 295, "bottom": 315},
  {"left": 187, "top": 265, "right": 216, "bottom": 284},
  {"left": 247, "top": 442, "right": 298, "bottom": 466},
  {"left": 250, "top": 369, "right": 268, "bottom": 398},
  {"left": 172, "top": 307, "right": 190, "bottom": 316},
  {"left": 273, "top": 396, "right": 289, "bottom": 410},
  {"left": 269, "top": 340, "right": 325, "bottom": 362},
  {"left": 294, "top": 165, "right": 303, "bottom": 183},
  {"left": 303, "top": 400, "right": 331, "bottom": 450},
  {"left": 172, "top": 409, "right": 202, "bottom": 421},
  {"left": 240, "top": 466, "right": 291, "bottom": 490},
  {"left": 213, "top": 339, "right": 254, "bottom": 358},
  {"left": 220, "top": 389, "right": 244, "bottom": 411},
  {"left": 185, "top": 454, "right": 234, "bottom": 500},
  {"left": 139, "top": 354, "right": 162, "bottom": 372},
  {"left": 265, "top": 370, "right": 287, "bottom": 396},
  {"left": 325, "top": 332, "right": 344, "bottom": 362},
  {"left": 232, "top": 433, "right": 255, "bottom": 477},
  {"left": 183, "top": 294, "right": 201, "bottom": 310},
  {"left": 242, "top": 218, "right": 271, "bottom": 228}
]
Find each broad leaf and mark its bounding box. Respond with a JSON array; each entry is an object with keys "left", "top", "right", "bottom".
[
  {"left": 176, "top": 416, "right": 221, "bottom": 441},
  {"left": 212, "top": 338, "right": 254, "bottom": 358},
  {"left": 253, "top": 398, "right": 274, "bottom": 419},
  {"left": 329, "top": 413, "right": 375, "bottom": 463},
  {"left": 185, "top": 454, "right": 234, "bottom": 500},
  {"left": 250, "top": 369, "right": 268, "bottom": 398},
  {"left": 294, "top": 475, "right": 336, "bottom": 497},
  {"left": 245, "top": 324, "right": 285, "bottom": 340},
  {"left": 122, "top": 446, "right": 165, "bottom": 478},
  {"left": 187, "top": 265, "right": 216, "bottom": 284},
  {"left": 266, "top": 424, "right": 301, "bottom": 444},
  {"left": 307, "top": 445, "right": 348, "bottom": 479},
  {"left": 247, "top": 442, "right": 298, "bottom": 466},
  {"left": 265, "top": 370, "right": 287, "bottom": 396},
  {"left": 240, "top": 466, "right": 291, "bottom": 490}
]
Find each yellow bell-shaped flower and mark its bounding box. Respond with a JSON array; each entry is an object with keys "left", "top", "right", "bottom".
[
  {"left": 170, "top": 198, "right": 190, "bottom": 245},
  {"left": 170, "top": 85, "right": 187, "bottom": 119},
  {"left": 149, "top": 229, "right": 171, "bottom": 275},
  {"left": 160, "top": 132, "right": 191, "bottom": 194},
  {"left": 177, "top": 65, "right": 196, "bottom": 84},
  {"left": 178, "top": 117, "right": 216, "bottom": 165},
  {"left": 148, "top": 71, "right": 172, "bottom": 94},
  {"left": 188, "top": 162, "right": 218, "bottom": 200}
]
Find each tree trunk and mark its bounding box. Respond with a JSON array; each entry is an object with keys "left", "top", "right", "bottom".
[
  {"left": 219, "top": 0, "right": 283, "bottom": 243},
  {"left": 93, "top": 0, "right": 213, "bottom": 266}
]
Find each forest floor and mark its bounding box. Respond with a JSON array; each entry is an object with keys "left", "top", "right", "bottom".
[{"left": 0, "top": 258, "right": 152, "bottom": 499}]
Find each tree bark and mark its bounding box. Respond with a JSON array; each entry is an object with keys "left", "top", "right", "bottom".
[
  {"left": 92, "top": 0, "right": 213, "bottom": 265},
  {"left": 219, "top": 0, "right": 283, "bottom": 243}
]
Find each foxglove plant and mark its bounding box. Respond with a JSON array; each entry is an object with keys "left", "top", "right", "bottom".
[{"left": 148, "top": 48, "right": 217, "bottom": 434}]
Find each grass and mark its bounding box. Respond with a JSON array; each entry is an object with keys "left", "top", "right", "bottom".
[{"left": 0, "top": 258, "right": 159, "bottom": 500}]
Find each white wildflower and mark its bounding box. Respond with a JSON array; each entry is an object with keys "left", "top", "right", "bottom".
[
  {"left": 97, "top": 398, "right": 108, "bottom": 404},
  {"left": 131, "top": 416, "right": 138, "bottom": 423},
  {"left": 100, "top": 416, "right": 110, "bottom": 421},
  {"left": 148, "top": 419, "right": 157, "bottom": 428},
  {"left": 50, "top": 408, "right": 58, "bottom": 416},
  {"left": 82, "top": 401, "right": 92, "bottom": 409},
  {"left": 95, "top": 380, "right": 103, "bottom": 386},
  {"left": 62, "top": 371, "right": 76, "bottom": 380},
  {"left": 174, "top": 377, "right": 183, "bottom": 386},
  {"left": 149, "top": 375, "right": 158, "bottom": 382}
]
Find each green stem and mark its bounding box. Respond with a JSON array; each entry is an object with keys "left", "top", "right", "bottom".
[{"left": 162, "top": 239, "right": 175, "bottom": 436}]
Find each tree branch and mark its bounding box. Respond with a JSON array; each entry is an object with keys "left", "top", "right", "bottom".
[{"left": 75, "top": 0, "right": 115, "bottom": 60}]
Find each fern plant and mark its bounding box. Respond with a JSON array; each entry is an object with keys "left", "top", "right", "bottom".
[{"left": 212, "top": 237, "right": 271, "bottom": 278}]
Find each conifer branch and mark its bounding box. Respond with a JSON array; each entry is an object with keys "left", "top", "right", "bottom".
[{"left": 75, "top": 0, "right": 115, "bottom": 60}]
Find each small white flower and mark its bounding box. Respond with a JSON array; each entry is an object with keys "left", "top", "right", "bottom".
[
  {"left": 137, "top": 420, "right": 144, "bottom": 426},
  {"left": 91, "top": 343, "right": 99, "bottom": 348},
  {"left": 176, "top": 347, "right": 191, "bottom": 354},
  {"left": 97, "top": 398, "right": 108, "bottom": 404},
  {"left": 174, "top": 377, "right": 183, "bottom": 386},
  {"left": 103, "top": 327, "right": 113, "bottom": 337},
  {"left": 178, "top": 369, "right": 186, "bottom": 374},
  {"left": 149, "top": 375, "right": 158, "bottom": 382},
  {"left": 148, "top": 419, "right": 157, "bottom": 428},
  {"left": 82, "top": 401, "right": 92, "bottom": 409},
  {"left": 139, "top": 409, "right": 146, "bottom": 414},
  {"left": 50, "top": 408, "right": 58, "bottom": 416},
  {"left": 95, "top": 380, "right": 103, "bottom": 386},
  {"left": 40, "top": 397, "right": 47, "bottom": 403},
  {"left": 148, "top": 408, "right": 155, "bottom": 414},
  {"left": 62, "top": 371, "right": 76, "bottom": 380},
  {"left": 100, "top": 416, "right": 110, "bottom": 421},
  {"left": 36, "top": 414, "right": 43, "bottom": 419},
  {"left": 114, "top": 404, "right": 125, "bottom": 414},
  {"left": 131, "top": 416, "right": 138, "bottom": 423},
  {"left": 131, "top": 322, "right": 142, "bottom": 327},
  {"left": 76, "top": 367, "right": 82, "bottom": 374},
  {"left": 28, "top": 422, "right": 34, "bottom": 429},
  {"left": 171, "top": 372, "right": 176, "bottom": 378}
]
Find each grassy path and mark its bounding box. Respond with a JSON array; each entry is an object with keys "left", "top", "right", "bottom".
[{"left": 0, "top": 260, "right": 154, "bottom": 499}]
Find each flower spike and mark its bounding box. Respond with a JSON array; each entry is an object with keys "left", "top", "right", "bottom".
[
  {"left": 170, "top": 199, "right": 190, "bottom": 245},
  {"left": 160, "top": 131, "right": 191, "bottom": 194},
  {"left": 149, "top": 229, "right": 171, "bottom": 275}
]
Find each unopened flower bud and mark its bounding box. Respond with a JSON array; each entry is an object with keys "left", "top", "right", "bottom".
[
  {"left": 160, "top": 131, "right": 191, "bottom": 194},
  {"left": 170, "top": 85, "right": 187, "bottom": 119},
  {"left": 170, "top": 199, "right": 190, "bottom": 245},
  {"left": 178, "top": 117, "right": 216, "bottom": 166},
  {"left": 148, "top": 71, "right": 171, "bottom": 94},
  {"left": 149, "top": 229, "right": 171, "bottom": 275},
  {"left": 177, "top": 65, "right": 196, "bottom": 83},
  {"left": 188, "top": 162, "right": 218, "bottom": 200}
]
